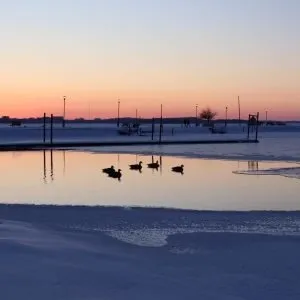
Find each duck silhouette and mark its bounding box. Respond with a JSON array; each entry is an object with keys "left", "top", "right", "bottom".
[
  {"left": 108, "top": 169, "right": 122, "bottom": 179},
  {"left": 172, "top": 165, "right": 184, "bottom": 174},
  {"left": 102, "top": 165, "right": 115, "bottom": 174},
  {"left": 129, "top": 161, "right": 142, "bottom": 170},
  {"left": 147, "top": 160, "right": 159, "bottom": 169}
]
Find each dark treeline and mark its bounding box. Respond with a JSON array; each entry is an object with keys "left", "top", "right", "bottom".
[{"left": 0, "top": 116, "right": 293, "bottom": 124}]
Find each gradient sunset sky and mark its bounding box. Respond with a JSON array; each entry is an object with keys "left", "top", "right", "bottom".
[{"left": 1, "top": 0, "right": 299, "bottom": 120}]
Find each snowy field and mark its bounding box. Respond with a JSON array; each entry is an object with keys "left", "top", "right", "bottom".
[
  {"left": 1, "top": 123, "right": 300, "bottom": 299},
  {"left": 1, "top": 206, "right": 300, "bottom": 300}
]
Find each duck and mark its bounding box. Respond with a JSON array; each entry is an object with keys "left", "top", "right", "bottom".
[
  {"left": 129, "top": 161, "right": 143, "bottom": 170},
  {"left": 172, "top": 165, "right": 184, "bottom": 173},
  {"left": 102, "top": 165, "right": 115, "bottom": 174},
  {"left": 147, "top": 160, "right": 159, "bottom": 168},
  {"left": 108, "top": 169, "right": 122, "bottom": 179}
]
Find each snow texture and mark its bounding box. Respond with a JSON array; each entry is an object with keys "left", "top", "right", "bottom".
[{"left": 1, "top": 205, "right": 300, "bottom": 300}]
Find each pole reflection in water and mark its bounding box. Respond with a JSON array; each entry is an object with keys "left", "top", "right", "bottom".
[
  {"left": 63, "top": 150, "right": 66, "bottom": 176},
  {"left": 43, "top": 150, "right": 47, "bottom": 184},
  {"left": 248, "top": 161, "right": 259, "bottom": 171},
  {"left": 50, "top": 150, "right": 54, "bottom": 181},
  {"left": 160, "top": 155, "right": 162, "bottom": 175},
  {"left": 42, "top": 150, "right": 56, "bottom": 183}
]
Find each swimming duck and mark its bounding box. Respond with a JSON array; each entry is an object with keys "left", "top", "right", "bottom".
[
  {"left": 147, "top": 160, "right": 159, "bottom": 168},
  {"left": 172, "top": 165, "right": 184, "bottom": 173},
  {"left": 129, "top": 161, "right": 143, "bottom": 170},
  {"left": 102, "top": 165, "right": 115, "bottom": 174},
  {"left": 108, "top": 169, "right": 122, "bottom": 179}
]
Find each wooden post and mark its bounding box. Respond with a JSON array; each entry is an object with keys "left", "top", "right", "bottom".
[
  {"left": 43, "top": 113, "right": 46, "bottom": 143},
  {"left": 255, "top": 112, "right": 259, "bottom": 141},
  {"left": 50, "top": 114, "right": 53, "bottom": 145},
  {"left": 247, "top": 114, "right": 250, "bottom": 140},
  {"left": 151, "top": 118, "right": 155, "bottom": 140},
  {"left": 159, "top": 104, "right": 163, "bottom": 143}
]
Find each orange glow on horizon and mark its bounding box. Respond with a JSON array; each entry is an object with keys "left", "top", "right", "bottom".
[{"left": 1, "top": 90, "right": 299, "bottom": 121}]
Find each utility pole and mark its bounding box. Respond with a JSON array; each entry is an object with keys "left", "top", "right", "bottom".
[
  {"left": 225, "top": 106, "right": 228, "bottom": 127},
  {"left": 159, "top": 104, "right": 163, "bottom": 143},
  {"left": 238, "top": 96, "right": 241, "bottom": 126},
  {"left": 62, "top": 96, "right": 66, "bottom": 128},
  {"left": 117, "top": 99, "right": 120, "bottom": 127},
  {"left": 195, "top": 104, "right": 198, "bottom": 126},
  {"left": 135, "top": 109, "right": 138, "bottom": 124}
]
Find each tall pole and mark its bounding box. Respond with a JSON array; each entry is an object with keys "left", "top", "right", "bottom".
[
  {"left": 265, "top": 110, "right": 268, "bottom": 123},
  {"left": 117, "top": 99, "right": 120, "bottom": 127},
  {"left": 225, "top": 106, "right": 228, "bottom": 127},
  {"left": 238, "top": 96, "right": 241, "bottom": 126},
  {"left": 247, "top": 114, "right": 250, "bottom": 140},
  {"left": 62, "top": 96, "right": 66, "bottom": 128},
  {"left": 195, "top": 104, "right": 198, "bottom": 126},
  {"left": 135, "top": 109, "right": 138, "bottom": 124},
  {"left": 43, "top": 113, "right": 46, "bottom": 143},
  {"left": 255, "top": 112, "right": 260, "bottom": 141},
  {"left": 159, "top": 104, "right": 163, "bottom": 143},
  {"left": 151, "top": 117, "right": 155, "bottom": 140},
  {"left": 50, "top": 114, "right": 53, "bottom": 144}
]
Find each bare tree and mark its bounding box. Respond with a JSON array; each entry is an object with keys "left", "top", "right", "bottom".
[{"left": 199, "top": 108, "right": 217, "bottom": 125}]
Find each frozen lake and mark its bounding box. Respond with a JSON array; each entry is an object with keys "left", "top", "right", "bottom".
[{"left": 0, "top": 150, "right": 299, "bottom": 210}]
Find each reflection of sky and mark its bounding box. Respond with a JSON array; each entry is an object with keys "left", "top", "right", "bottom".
[{"left": 0, "top": 151, "right": 299, "bottom": 211}]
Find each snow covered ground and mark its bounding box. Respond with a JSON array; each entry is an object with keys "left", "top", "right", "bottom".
[{"left": 1, "top": 206, "right": 300, "bottom": 300}]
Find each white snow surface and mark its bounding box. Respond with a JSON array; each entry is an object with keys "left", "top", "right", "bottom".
[
  {"left": 1, "top": 205, "right": 300, "bottom": 299},
  {"left": 1, "top": 122, "right": 300, "bottom": 161}
]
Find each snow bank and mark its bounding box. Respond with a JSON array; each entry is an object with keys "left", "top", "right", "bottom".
[{"left": 1, "top": 205, "right": 300, "bottom": 299}]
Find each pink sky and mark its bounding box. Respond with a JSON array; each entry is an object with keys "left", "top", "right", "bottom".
[
  {"left": 1, "top": 89, "right": 299, "bottom": 121},
  {"left": 1, "top": 1, "right": 299, "bottom": 121}
]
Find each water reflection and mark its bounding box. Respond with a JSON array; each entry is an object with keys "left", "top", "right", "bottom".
[
  {"left": 63, "top": 150, "right": 66, "bottom": 176},
  {"left": 50, "top": 150, "right": 54, "bottom": 181},
  {"left": 43, "top": 150, "right": 47, "bottom": 184},
  {"left": 4, "top": 151, "right": 295, "bottom": 210},
  {"left": 248, "top": 161, "right": 259, "bottom": 171},
  {"left": 43, "top": 150, "right": 66, "bottom": 183}
]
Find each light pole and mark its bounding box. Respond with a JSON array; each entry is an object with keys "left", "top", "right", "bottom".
[
  {"left": 117, "top": 99, "right": 120, "bottom": 127},
  {"left": 238, "top": 96, "right": 241, "bottom": 126},
  {"left": 62, "top": 96, "right": 66, "bottom": 128},
  {"left": 265, "top": 110, "right": 268, "bottom": 124},
  {"left": 135, "top": 109, "right": 138, "bottom": 124},
  {"left": 195, "top": 104, "right": 198, "bottom": 126},
  {"left": 225, "top": 106, "right": 228, "bottom": 127}
]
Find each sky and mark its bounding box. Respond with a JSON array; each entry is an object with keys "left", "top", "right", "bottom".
[{"left": 0, "top": 0, "right": 299, "bottom": 120}]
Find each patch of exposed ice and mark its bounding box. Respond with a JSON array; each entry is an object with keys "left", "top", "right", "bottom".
[
  {"left": 104, "top": 228, "right": 202, "bottom": 247},
  {"left": 233, "top": 167, "right": 300, "bottom": 179}
]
